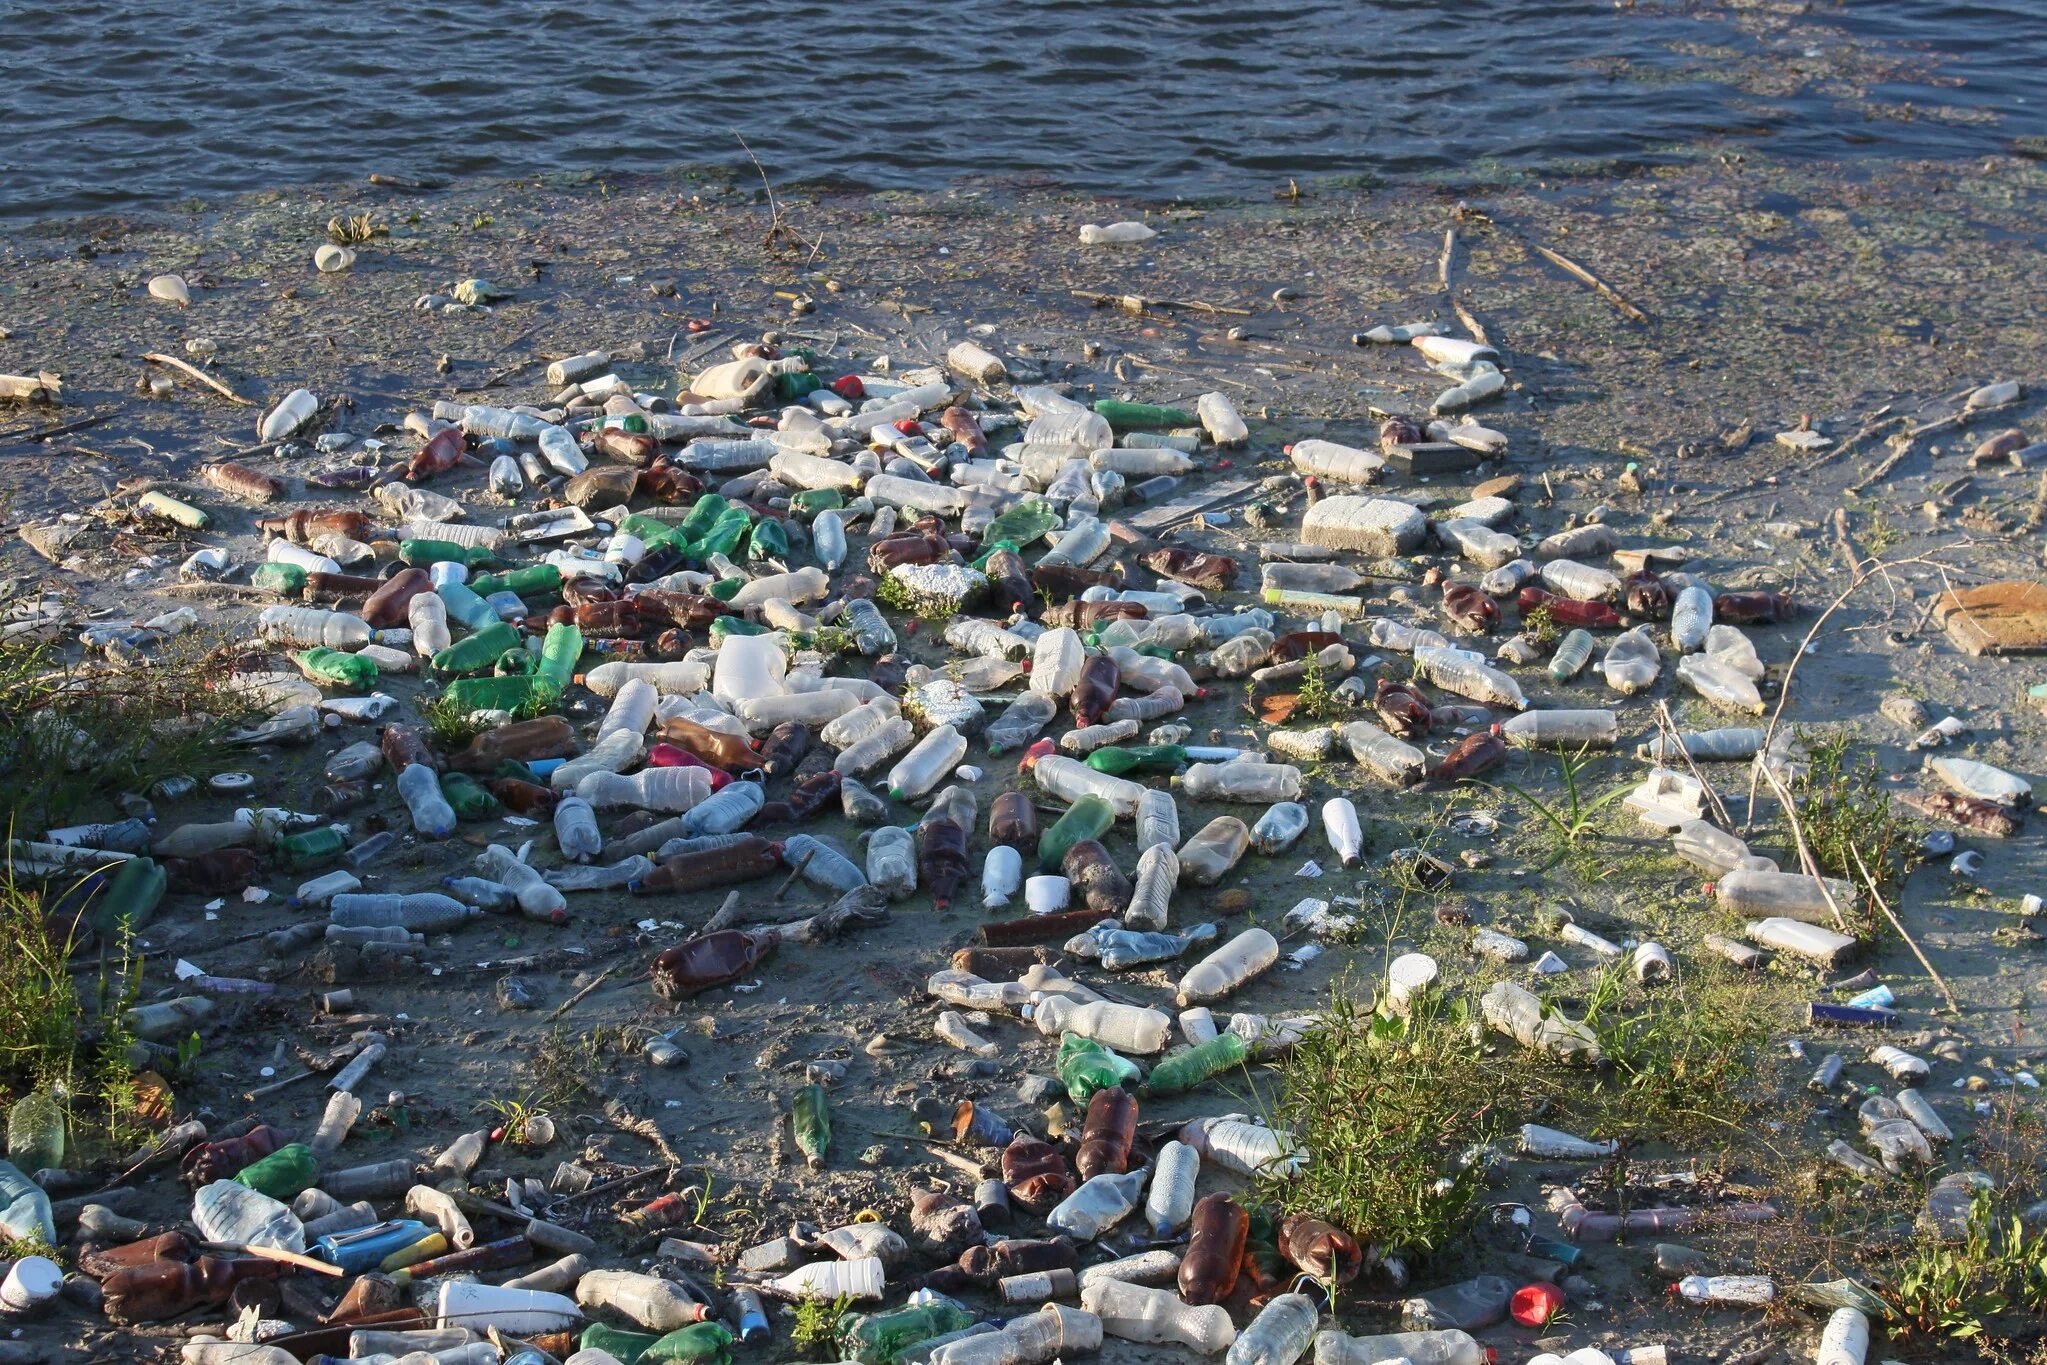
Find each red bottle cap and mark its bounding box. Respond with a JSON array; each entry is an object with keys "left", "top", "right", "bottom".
[{"left": 832, "top": 375, "right": 865, "bottom": 400}]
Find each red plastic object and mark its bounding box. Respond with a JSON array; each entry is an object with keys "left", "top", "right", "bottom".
[
  {"left": 1510, "top": 1280, "right": 1564, "bottom": 1327},
  {"left": 832, "top": 375, "right": 865, "bottom": 400},
  {"left": 1018, "top": 737, "right": 1057, "bottom": 771}
]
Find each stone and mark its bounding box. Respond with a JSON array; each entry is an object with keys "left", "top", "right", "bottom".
[{"left": 1302, "top": 496, "right": 1427, "bottom": 556}]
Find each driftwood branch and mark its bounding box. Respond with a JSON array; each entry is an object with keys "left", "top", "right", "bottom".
[{"left": 142, "top": 353, "right": 255, "bottom": 406}]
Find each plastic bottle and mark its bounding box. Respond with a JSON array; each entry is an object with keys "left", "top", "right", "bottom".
[
  {"left": 1123, "top": 843, "right": 1179, "bottom": 930},
  {"left": 1676, "top": 654, "right": 1764, "bottom": 714},
  {"left": 259, "top": 605, "right": 370, "bottom": 649},
  {"left": 1082, "top": 1278, "right": 1235, "bottom": 1354},
  {"left": 1176, "top": 1193, "right": 1251, "bottom": 1305},
  {"left": 1047, "top": 1168, "right": 1146, "bottom": 1241},
  {"left": 1178, "top": 929, "right": 1279, "bottom": 1005},
  {"left": 1227, "top": 1292, "right": 1320, "bottom": 1365},
  {"left": 476, "top": 845, "right": 570, "bottom": 921},
  {"left": 1480, "top": 981, "right": 1603, "bottom": 1063},
  {"left": 1036, "top": 794, "right": 1114, "bottom": 872},
  {"left": 1029, "top": 628, "right": 1085, "bottom": 698},
  {"left": 0, "top": 1160, "right": 55, "bottom": 1245},
  {"left": 1675, "top": 1274, "right": 1775, "bottom": 1306},
  {"left": 1545, "top": 627, "right": 1594, "bottom": 683},
  {"left": 553, "top": 796, "right": 602, "bottom": 862},
  {"left": 1074, "top": 1087, "right": 1138, "bottom": 1182},
  {"left": 1142, "top": 1140, "right": 1201, "bottom": 1237},
  {"left": 1669, "top": 584, "right": 1712, "bottom": 652},
  {"left": 1538, "top": 558, "right": 1621, "bottom": 601},
  {"left": 395, "top": 763, "right": 457, "bottom": 838},
  {"left": 579, "top": 767, "right": 713, "bottom": 813},
  {"left": 1136, "top": 788, "right": 1180, "bottom": 854},
  {"left": 888, "top": 724, "right": 967, "bottom": 802},
  {"left": 1717, "top": 869, "right": 1852, "bottom": 924},
  {"left": 1031, "top": 997, "right": 1171, "bottom": 1054},
  {"left": 1247, "top": 801, "right": 1306, "bottom": 854},
  {"left": 192, "top": 1179, "right": 305, "bottom": 1251},
  {"left": 1602, "top": 626, "right": 1662, "bottom": 695},
  {"left": 1746, "top": 917, "right": 1858, "bottom": 966},
  {"left": 1144, "top": 1034, "right": 1250, "bottom": 1097},
  {"left": 1500, "top": 709, "right": 1619, "bottom": 748},
  {"left": 867, "top": 826, "right": 918, "bottom": 900},
  {"left": 1319, "top": 798, "right": 1363, "bottom": 867},
  {"left": 1413, "top": 646, "right": 1524, "bottom": 709},
  {"left": 1927, "top": 756, "right": 2032, "bottom": 808},
  {"left": 1177, "top": 761, "right": 1303, "bottom": 804},
  {"left": 1177, "top": 817, "right": 1252, "bottom": 886},
  {"left": 330, "top": 892, "right": 476, "bottom": 933},
  {"left": 1312, "top": 1328, "right": 1483, "bottom": 1365}
]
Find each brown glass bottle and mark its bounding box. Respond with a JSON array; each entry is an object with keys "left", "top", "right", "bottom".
[
  {"left": 1179, "top": 1194, "right": 1250, "bottom": 1305},
  {"left": 259, "top": 509, "right": 375, "bottom": 544},
  {"left": 1001, "top": 1135, "right": 1074, "bottom": 1213},
  {"left": 1373, "top": 678, "right": 1431, "bottom": 738},
  {"left": 1279, "top": 1214, "right": 1363, "bottom": 1284},
  {"left": 1075, "top": 1087, "right": 1137, "bottom": 1181},
  {"left": 362, "top": 567, "right": 432, "bottom": 629},
  {"left": 180, "top": 1124, "right": 289, "bottom": 1185},
  {"left": 650, "top": 928, "right": 780, "bottom": 1000},
  {"left": 379, "top": 722, "right": 440, "bottom": 774},
  {"left": 163, "top": 848, "right": 263, "bottom": 894},
  {"left": 1441, "top": 582, "right": 1501, "bottom": 633},
  {"left": 915, "top": 817, "right": 970, "bottom": 911},
  {"left": 628, "top": 544, "right": 687, "bottom": 585},
  {"left": 760, "top": 722, "right": 812, "bottom": 779},
  {"left": 1068, "top": 654, "right": 1120, "bottom": 727},
  {"left": 451, "top": 715, "right": 577, "bottom": 772},
  {"left": 658, "top": 717, "right": 765, "bottom": 771},
  {"left": 488, "top": 777, "right": 558, "bottom": 817},
  {"left": 102, "top": 1256, "right": 280, "bottom": 1324},
  {"left": 988, "top": 791, "right": 1038, "bottom": 852},
  {"left": 1061, "top": 840, "right": 1132, "bottom": 917}
]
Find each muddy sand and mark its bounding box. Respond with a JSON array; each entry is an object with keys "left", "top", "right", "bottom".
[{"left": 3, "top": 150, "right": 2047, "bottom": 1364}]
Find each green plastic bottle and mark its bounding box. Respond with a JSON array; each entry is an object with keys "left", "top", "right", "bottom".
[
  {"left": 443, "top": 674, "right": 553, "bottom": 713},
  {"left": 696, "top": 506, "right": 754, "bottom": 560},
  {"left": 251, "top": 563, "right": 307, "bottom": 596},
  {"left": 469, "top": 564, "right": 562, "bottom": 598},
  {"left": 841, "top": 1302, "right": 975, "bottom": 1365},
  {"left": 618, "top": 512, "right": 682, "bottom": 549},
  {"left": 581, "top": 1322, "right": 659, "bottom": 1363},
  {"left": 7, "top": 1091, "right": 66, "bottom": 1171},
  {"left": 440, "top": 772, "right": 500, "bottom": 821},
  {"left": 788, "top": 488, "right": 843, "bottom": 521},
  {"left": 89, "top": 856, "right": 165, "bottom": 937},
  {"left": 979, "top": 499, "right": 1061, "bottom": 548},
  {"left": 1037, "top": 795, "right": 1115, "bottom": 872},
  {"left": 775, "top": 371, "right": 823, "bottom": 403},
  {"left": 706, "top": 577, "right": 743, "bottom": 604},
  {"left": 792, "top": 1084, "right": 830, "bottom": 1170},
  {"left": 233, "top": 1143, "right": 319, "bottom": 1200},
  {"left": 294, "top": 647, "right": 377, "bottom": 690},
  {"left": 1141, "top": 1032, "right": 1249, "bottom": 1096},
  {"left": 536, "top": 622, "right": 582, "bottom": 691},
  {"left": 675, "top": 495, "right": 730, "bottom": 545},
  {"left": 1085, "top": 744, "right": 1189, "bottom": 776},
  {"left": 1094, "top": 399, "right": 1195, "bottom": 430},
  {"left": 645, "top": 1322, "right": 737, "bottom": 1364},
  {"left": 746, "top": 517, "right": 790, "bottom": 561},
  {"left": 432, "top": 622, "right": 522, "bottom": 676},
  {"left": 278, "top": 826, "right": 347, "bottom": 870},
  {"left": 1057, "top": 1033, "right": 1141, "bottom": 1104},
  {"left": 708, "top": 616, "right": 765, "bottom": 643},
  {"left": 398, "top": 538, "right": 499, "bottom": 570}
]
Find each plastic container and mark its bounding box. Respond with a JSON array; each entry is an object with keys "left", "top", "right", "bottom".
[
  {"left": 192, "top": 1179, "right": 305, "bottom": 1251},
  {"left": 769, "top": 1256, "right": 886, "bottom": 1302},
  {"left": 579, "top": 767, "right": 713, "bottom": 813},
  {"left": 986, "top": 693, "right": 1058, "bottom": 754},
  {"left": 1413, "top": 647, "right": 1524, "bottom": 709},
  {"left": 1227, "top": 1291, "right": 1320, "bottom": 1365},
  {"left": 1178, "top": 929, "right": 1280, "bottom": 1005},
  {"left": 1670, "top": 584, "right": 1712, "bottom": 652},
  {"left": 1179, "top": 762, "right": 1303, "bottom": 804},
  {"left": 1136, "top": 788, "right": 1181, "bottom": 854},
  {"left": 1501, "top": 710, "right": 1618, "bottom": 748},
  {"left": 1030, "top": 628, "right": 1087, "bottom": 698},
  {"left": 1031, "top": 997, "right": 1171, "bottom": 1054},
  {"left": 397, "top": 763, "right": 457, "bottom": 838},
  {"left": 1048, "top": 1169, "right": 1146, "bottom": 1241},
  {"left": 889, "top": 724, "right": 968, "bottom": 801},
  {"left": 259, "top": 605, "right": 369, "bottom": 649},
  {"left": 436, "top": 1280, "right": 580, "bottom": 1334},
  {"left": 1081, "top": 1278, "right": 1235, "bottom": 1355},
  {"left": 1538, "top": 558, "right": 1621, "bottom": 601},
  {"left": 1676, "top": 654, "right": 1764, "bottom": 714},
  {"left": 329, "top": 892, "right": 476, "bottom": 933},
  {"left": 1289, "top": 438, "right": 1384, "bottom": 484},
  {"left": 554, "top": 797, "right": 602, "bottom": 862},
  {"left": 1032, "top": 755, "right": 1145, "bottom": 817},
  {"left": 1602, "top": 626, "right": 1662, "bottom": 695},
  {"left": 1177, "top": 817, "right": 1252, "bottom": 886},
  {"left": 1252, "top": 801, "right": 1309, "bottom": 853}
]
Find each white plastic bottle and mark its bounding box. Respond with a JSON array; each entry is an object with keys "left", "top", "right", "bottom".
[
  {"left": 1082, "top": 1278, "right": 1235, "bottom": 1354},
  {"left": 397, "top": 764, "right": 457, "bottom": 838},
  {"left": 1289, "top": 438, "right": 1385, "bottom": 484},
  {"left": 1032, "top": 755, "right": 1145, "bottom": 817},
  {"left": 1144, "top": 1140, "right": 1200, "bottom": 1237},
  {"left": 579, "top": 766, "right": 712, "bottom": 813},
  {"left": 1413, "top": 646, "right": 1525, "bottom": 709},
  {"left": 267, "top": 539, "right": 343, "bottom": 575},
  {"left": 1539, "top": 558, "right": 1621, "bottom": 602},
  {"left": 1030, "top": 628, "right": 1087, "bottom": 697},
  {"left": 889, "top": 724, "right": 968, "bottom": 801},
  {"left": 407, "top": 592, "right": 451, "bottom": 658},
  {"left": 476, "top": 845, "right": 569, "bottom": 921},
  {"left": 1676, "top": 654, "right": 1764, "bottom": 714},
  {"left": 1182, "top": 1116, "right": 1305, "bottom": 1177},
  {"left": 770, "top": 1256, "right": 885, "bottom": 1302},
  {"left": 1675, "top": 1274, "right": 1775, "bottom": 1307},
  {"left": 1030, "top": 997, "right": 1171, "bottom": 1054},
  {"left": 554, "top": 796, "right": 602, "bottom": 863},
  {"left": 581, "top": 659, "right": 711, "bottom": 697},
  {"left": 982, "top": 845, "right": 1022, "bottom": 909},
  {"left": 1228, "top": 1291, "right": 1320, "bottom": 1365},
  {"left": 1500, "top": 710, "right": 1619, "bottom": 748},
  {"left": 436, "top": 1280, "right": 580, "bottom": 1334},
  {"left": 1816, "top": 1307, "right": 1869, "bottom": 1365},
  {"left": 1670, "top": 584, "right": 1712, "bottom": 652},
  {"left": 259, "top": 605, "right": 369, "bottom": 649},
  {"left": 1178, "top": 929, "right": 1280, "bottom": 1005},
  {"left": 1047, "top": 1169, "right": 1146, "bottom": 1240},
  {"left": 1124, "top": 844, "right": 1179, "bottom": 930},
  {"left": 1178, "top": 761, "right": 1303, "bottom": 804},
  {"left": 1602, "top": 626, "right": 1661, "bottom": 695}
]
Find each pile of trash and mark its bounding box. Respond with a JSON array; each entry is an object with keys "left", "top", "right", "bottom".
[{"left": 2, "top": 317, "right": 2029, "bottom": 1365}]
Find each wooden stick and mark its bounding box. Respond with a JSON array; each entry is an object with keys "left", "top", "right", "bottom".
[
  {"left": 141, "top": 353, "right": 254, "bottom": 406},
  {"left": 544, "top": 966, "right": 616, "bottom": 1022},
  {"left": 1533, "top": 244, "right": 1650, "bottom": 324},
  {"left": 701, "top": 890, "right": 745, "bottom": 934},
  {"left": 1, "top": 412, "right": 109, "bottom": 445},
  {"left": 1754, "top": 761, "right": 1850, "bottom": 932},
  {"left": 1652, "top": 701, "right": 1731, "bottom": 830},
  {"left": 224, "top": 1242, "right": 345, "bottom": 1276},
  {"left": 772, "top": 848, "right": 815, "bottom": 902},
  {"left": 1850, "top": 845, "right": 1960, "bottom": 1016},
  {"left": 1452, "top": 296, "right": 1491, "bottom": 349},
  {"left": 1438, "top": 228, "right": 1457, "bottom": 290}
]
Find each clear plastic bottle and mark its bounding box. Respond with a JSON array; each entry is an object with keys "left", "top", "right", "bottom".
[
  {"left": 596, "top": 679, "right": 657, "bottom": 742},
  {"left": 1706, "top": 623, "right": 1764, "bottom": 678},
  {"left": 1031, "top": 755, "right": 1145, "bottom": 817},
  {"left": 1110, "top": 648, "right": 1201, "bottom": 698},
  {"left": 1199, "top": 630, "right": 1275, "bottom": 679},
  {"left": 1480, "top": 558, "right": 1536, "bottom": 595},
  {"left": 1671, "top": 819, "right": 1758, "bottom": 875},
  {"left": 579, "top": 766, "right": 713, "bottom": 812},
  {"left": 1177, "top": 816, "right": 1252, "bottom": 886},
  {"left": 1321, "top": 798, "right": 1363, "bottom": 866},
  {"left": 329, "top": 891, "right": 475, "bottom": 933},
  {"left": 1538, "top": 558, "right": 1620, "bottom": 602},
  {"left": 1178, "top": 762, "right": 1303, "bottom": 804},
  {"left": 407, "top": 591, "right": 452, "bottom": 658},
  {"left": 1676, "top": 654, "right": 1764, "bottom": 714},
  {"left": 1081, "top": 1278, "right": 1235, "bottom": 1355},
  {"left": 1251, "top": 801, "right": 1309, "bottom": 854},
  {"left": 835, "top": 717, "right": 917, "bottom": 776},
  {"left": 1144, "top": 1140, "right": 1200, "bottom": 1237},
  {"left": 1670, "top": 584, "right": 1713, "bottom": 652},
  {"left": 396, "top": 764, "right": 457, "bottom": 838},
  {"left": 682, "top": 781, "right": 765, "bottom": 836},
  {"left": 1030, "top": 997, "right": 1171, "bottom": 1054},
  {"left": 1228, "top": 1291, "right": 1320, "bottom": 1365},
  {"left": 985, "top": 693, "right": 1058, "bottom": 754},
  {"left": 554, "top": 796, "right": 602, "bottom": 862},
  {"left": 1480, "top": 980, "right": 1602, "bottom": 1063},
  {"left": 1601, "top": 626, "right": 1662, "bottom": 695},
  {"left": 574, "top": 1270, "right": 706, "bottom": 1332},
  {"left": 1048, "top": 1169, "right": 1147, "bottom": 1241},
  {"left": 1927, "top": 756, "right": 2032, "bottom": 807},
  {"left": 1717, "top": 868, "right": 1852, "bottom": 923},
  {"left": 1312, "top": 1328, "right": 1483, "bottom": 1365},
  {"left": 1500, "top": 709, "right": 1618, "bottom": 748},
  {"left": 1413, "top": 647, "right": 1524, "bottom": 709},
  {"left": 1543, "top": 626, "right": 1593, "bottom": 683},
  {"left": 812, "top": 509, "right": 848, "bottom": 571},
  {"left": 1124, "top": 844, "right": 1179, "bottom": 930},
  {"left": 1342, "top": 722, "right": 1426, "bottom": 787},
  {"left": 192, "top": 1179, "right": 305, "bottom": 1252},
  {"left": 476, "top": 845, "right": 569, "bottom": 921},
  {"left": 889, "top": 724, "right": 968, "bottom": 801},
  {"left": 867, "top": 826, "right": 918, "bottom": 900},
  {"left": 1135, "top": 789, "right": 1181, "bottom": 854},
  {"left": 258, "top": 605, "right": 370, "bottom": 649},
  {"left": 1178, "top": 929, "right": 1280, "bottom": 1005},
  {"left": 552, "top": 728, "right": 645, "bottom": 792}
]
